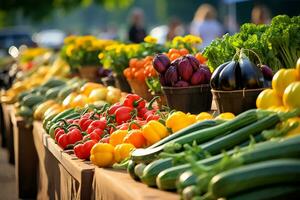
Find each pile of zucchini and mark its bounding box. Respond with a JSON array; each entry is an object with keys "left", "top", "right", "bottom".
[{"left": 128, "top": 108, "right": 300, "bottom": 200}]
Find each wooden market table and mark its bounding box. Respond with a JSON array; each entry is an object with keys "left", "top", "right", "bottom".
[
  {"left": 1, "top": 103, "right": 14, "bottom": 164},
  {"left": 33, "top": 121, "right": 179, "bottom": 200},
  {"left": 10, "top": 107, "right": 38, "bottom": 199},
  {"left": 92, "top": 168, "right": 178, "bottom": 200},
  {"left": 33, "top": 121, "right": 95, "bottom": 200}
]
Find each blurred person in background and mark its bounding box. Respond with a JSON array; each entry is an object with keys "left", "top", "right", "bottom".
[
  {"left": 166, "top": 17, "right": 185, "bottom": 41},
  {"left": 190, "top": 4, "right": 223, "bottom": 48},
  {"left": 128, "top": 8, "right": 146, "bottom": 43},
  {"left": 251, "top": 4, "right": 272, "bottom": 25}
]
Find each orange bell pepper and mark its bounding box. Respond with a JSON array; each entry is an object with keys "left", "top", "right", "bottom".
[
  {"left": 109, "top": 130, "right": 128, "bottom": 146},
  {"left": 123, "top": 129, "right": 147, "bottom": 148}
]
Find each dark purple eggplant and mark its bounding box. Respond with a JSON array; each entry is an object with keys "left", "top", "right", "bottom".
[
  {"left": 178, "top": 57, "right": 193, "bottom": 81},
  {"left": 164, "top": 65, "right": 178, "bottom": 86},
  {"left": 191, "top": 69, "right": 206, "bottom": 85},
  {"left": 261, "top": 65, "right": 273, "bottom": 81},
  {"left": 174, "top": 80, "right": 190, "bottom": 87},
  {"left": 210, "top": 61, "right": 231, "bottom": 90},
  {"left": 218, "top": 61, "right": 241, "bottom": 90},
  {"left": 238, "top": 52, "right": 264, "bottom": 89},
  {"left": 153, "top": 54, "right": 171, "bottom": 73},
  {"left": 186, "top": 54, "right": 200, "bottom": 71}
]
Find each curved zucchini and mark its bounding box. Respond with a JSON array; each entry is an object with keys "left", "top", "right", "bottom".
[
  {"left": 228, "top": 184, "right": 300, "bottom": 200},
  {"left": 127, "top": 160, "right": 139, "bottom": 181},
  {"left": 209, "top": 159, "right": 300, "bottom": 198},
  {"left": 149, "top": 120, "right": 224, "bottom": 149},
  {"left": 132, "top": 109, "right": 263, "bottom": 163}
]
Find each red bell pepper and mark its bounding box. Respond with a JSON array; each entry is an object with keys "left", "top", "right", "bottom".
[
  {"left": 74, "top": 140, "right": 97, "bottom": 160},
  {"left": 114, "top": 106, "right": 135, "bottom": 125},
  {"left": 86, "top": 118, "right": 107, "bottom": 134},
  {"left": 123, "top": 94, "right": 146, "bottom": 109},
  {"left": 108, "top": 102, "right": 123, "bottom": 115},
  {"left": 57, "top": 124, "right": 84, "bottom": 149}
]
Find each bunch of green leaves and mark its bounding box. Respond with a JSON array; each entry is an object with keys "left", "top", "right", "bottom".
[
  {"left": 203, "top": 15, "right": 300, "bottom": 71},
  {"left": 145, "top": 77, "right": 162, "bottom": 93}
]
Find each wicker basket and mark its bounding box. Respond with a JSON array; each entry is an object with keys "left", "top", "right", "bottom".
[
  {"left": 78, "top": 66, "right": 99, "bottom": 82},
  {"left": 212, "top": 88, "right": 264, "bottom": 115},
  {"left": 127, "top": 79, "right": 153, "bottom": 101},
  {"left": 162, "top": 84, "right": 212, "bottom": 114}
]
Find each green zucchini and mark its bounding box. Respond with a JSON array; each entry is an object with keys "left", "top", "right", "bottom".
[
  {"left": 177, "top": 171, "right": 197, "bottom": 193},
  {"left": 149, "top": 120, "right": 224, "bottom": 149},
  {"left": 17, "top": 106, "right": 33, "bottom": 117},
  {"left": 141, "top": 158, "right": 173, "bottom": 186},
  {"left": 45, "top": 86, "right": 64, "bottom": 99},
  {"left": 209, "top": 159, "right": 300, "bottom": 198},
  {"left": 127, "top": 160, "right": 139, "bottom": 181},
  {"left": 158, "top": 134, "right": 300, "bottom": 191},
  {"left": 42, "top": 78, "right": 66, "bottom": 88},
  {"left": 132, "top": 109, "right": 266, "bottom": 163},
  {"left": 227, "top": 184, "right": 300, "bottom": 200},
  {"left": 21, "top": 94, "right": 45, "bottom": 108},
  {"left": 143, "top": 114, "right": 279, "bottom": 188}
]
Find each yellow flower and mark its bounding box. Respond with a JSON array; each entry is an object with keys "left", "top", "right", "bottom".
[
  {"left": 98, "top": 53, "right": 104, "bottom": 59},
  {"left": 144, "top": 35, "right": 157, "bottom": 44},
  {"left": 172, "top": 36, "right": 184, "bottom": 43},
  {"left": 66, "top": 44, "right": 76, "bottom": 57},
  {"left": 183, "top": 35, "right": 202, "bottom": 44},
  {"left": 64, "top": 35, "right": 77, "bottom": 44}
]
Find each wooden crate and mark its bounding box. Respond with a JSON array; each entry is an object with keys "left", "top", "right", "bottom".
[
  {"left": 1, "top": 103, "right": 14, "bottom": 164},
  {"left": 10, "top": 107, "right": 37, "bottom": 199}
]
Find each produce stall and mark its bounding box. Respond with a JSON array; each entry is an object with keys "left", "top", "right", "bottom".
[{"left": 1, "top": 14, "right": 300, "bottom": 200}]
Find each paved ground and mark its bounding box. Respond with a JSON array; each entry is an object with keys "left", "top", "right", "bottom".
[{"left": 0, "top": 148, "right": 17, "bottom": 200}]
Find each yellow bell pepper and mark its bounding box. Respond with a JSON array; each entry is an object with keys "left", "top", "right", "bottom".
[
  {"left": 33, "top": 100, "right": 57, "bottom": 120},
  {"left": 256, "top": 88, "right": 283, "bottom": 109},
  {"left": 166, "top": 111, "right": 196, "bottom": 133},
  {"left": 283, "top": 82, "right": 300, "bottom": 109},
  {"left": 215, "top": 112, "right": 235, "bottom": 120},
  {"left": 114, "top": 143, "right": 135, "bottom": 163},
  {"left": 285, "top": 117, "right": 300, "bottom": 138},
  {"left": 142, "top": 120, "right": 169, "bottom": 145},
  {"left": 109, "top": 130, "right": 128, "bottom": 146},
  {"left": 80, "top": 82, "right": 103, "bottom": 96},
  {"left": 272, "top": 69, "right": 298, "bottom": 96},
  {"left": 196, "top": 112, "right": 213, "bottom": 121},
  {"left": 90, "top": 143, "right": 115, "bottom": 167}
]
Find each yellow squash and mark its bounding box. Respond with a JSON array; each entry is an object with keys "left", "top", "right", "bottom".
[
  {"left": 272, "top": 69, "right": 298, "bottom": 96},
  {"left": 256, "top": 89, "right": 283, "bottom": 109},
  {"left": 283, "top": 81, "right": 300, "bottom": 109}
]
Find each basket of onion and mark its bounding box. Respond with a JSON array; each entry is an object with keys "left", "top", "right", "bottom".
[{"left": 153, "top": 52, "right": 212, "bottom": 114}]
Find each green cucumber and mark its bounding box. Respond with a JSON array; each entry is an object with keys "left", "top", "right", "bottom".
[
  {"left": 47, "top": 112, "right": 80, "bottom": 135},
  {"left": 132, "top": 109, "right": 266, "bottom": 163},
  {"left": 209, "top": 159, "right": 300, "bottom": 198},
  {"left": 148, "top": 120, "right": 224, "bottom": 149},
  {"left": 45, "top": 86, "right": 64, "bottom": 99},
  {"left": 158, "top": 134, "right": 300, "bottom": 191},
  {"left": 50, "top": 108, "right": 76, "bottom": 123},
  {"left": 142, "top": 114, "right": 279, "bottom": 188},
  {"left": 21, "top": 94, "right": 45, "bottom": 108},
  {"left": 227, "top": 184, "right": 300, "bottom": 200},
  {"left": 127, "top": 160, "right": 139, "bottom": 181},
  {"left": 42, "top": 78, "right": 66, "bottom": 88},
  {"left": 17, "top": 106, "right": 33, "bottom": 117}
]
